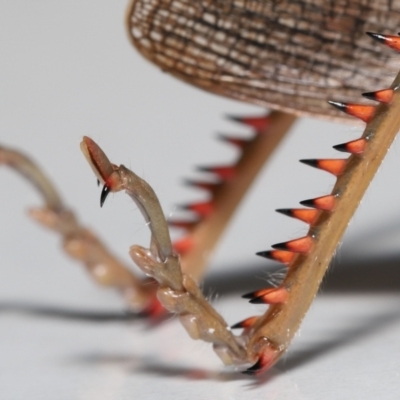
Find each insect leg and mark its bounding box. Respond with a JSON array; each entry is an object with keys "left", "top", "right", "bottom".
[
  {"left": 81, "top": 136, "right": 252, "bottom": 364},
  {"left": 0, "top": 144, "right": 154, "bottom": 311},
  {"left": 173, "top": 111, "right": 297, "bottom": 281}
]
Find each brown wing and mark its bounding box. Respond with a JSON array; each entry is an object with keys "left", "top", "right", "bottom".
[{"left": 126, "top": 0, "right": 400, "bottom": 120}]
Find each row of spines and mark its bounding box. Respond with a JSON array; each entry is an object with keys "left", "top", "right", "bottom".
[{"left": 236, "top": 31, "right": 400, "bottom": 375}]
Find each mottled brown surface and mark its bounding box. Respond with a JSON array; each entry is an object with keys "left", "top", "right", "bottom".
[{"left": 127, "top": 0, "right": 400, "bottom": 120}]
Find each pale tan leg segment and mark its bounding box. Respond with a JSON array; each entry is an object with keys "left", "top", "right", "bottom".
[
  {"left": 81, "top": 136, "right": 249, "bottom": 365},
  {"left": 0, "top": 145, "right": 154, "bottom": 311}
]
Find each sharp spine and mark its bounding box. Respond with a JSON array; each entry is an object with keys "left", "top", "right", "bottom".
[
  {"left": 179, "top": 201, "right": 214, "bottom": 217},
  {"left": 227, "top": 114, "right": 270, "bottom": 132},
  {"left": 256, "top": 249, "right": 294, "bottom": 264},
  {"left": 272, "top": 236, "right": 313, "bottom": 253},
  {"left": 183, "top": 179, "right": 221, "bottom": 193},
  {"left": 276, "top": 208, "right": 319, "bottom": 224},
  {"left": 217, "top": 133, "right": 250, "bottom": 149},
  {"left": 300, "top": 159, "right": 347, "bottom": 176},
  {"left": 366, "top": 32, "right": 400, "bottom": 51},
  {"left": 197, "top": 165, "right": 236, "bottom": 180},
  {"left": 333, "top": 138, "right": 367, "bottom": 154},
  {"left": 328, "top": 101, "right": 375, "bottom": 123},
  {"left": 300, "top": 194, "right": 336, "bottom": 211},
  {"left": 362, "top": 88, "right": 394, "bottom": 103},
  {"left": 172, "top": 237, "right": 194, "bottom": 254},
  {"left": 231, "top": 316, "right": 258, "bottom": 329},
  {"left": 245, "top": 287, "right": 288, "bottom": 304}
]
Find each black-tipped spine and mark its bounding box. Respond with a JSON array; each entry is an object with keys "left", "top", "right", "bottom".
[{"left": 100, "top": 185, "right": 110, "bottom": 207}]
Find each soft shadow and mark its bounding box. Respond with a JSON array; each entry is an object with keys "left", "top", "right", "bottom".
[
  {"left": 1, "top": 253, "right": 399, "bottom": 324},
  {"left": 281, "top": 307, "right": 400, "bottom": 371},
  {"left": 202, "top": 253, "right": 400, "bottom": 376},
  {"left": 0, "top": 301, "right": 141, "bottom": 323},
  {"left": 203, "top": 253, "right": 400, "bottom": 296},
  {"left": 69, "top": 352, "right": 247, "bottom": 383},
  {"left": 1, "top": 252, "right": 400, "bottom": 379}
]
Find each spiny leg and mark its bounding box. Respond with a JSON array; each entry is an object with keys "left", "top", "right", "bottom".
[
  {"left": 171, "top": 111, "right": 297, "bottom": 281},
  {"left": 233, "top": 34, "right": 400, "bottom": 374},
  {"left": 81, "top": 33, "right": 400, "bottom": 375},
  {"left": 0, "top": 144, "right": 156, "bottom": 312}
]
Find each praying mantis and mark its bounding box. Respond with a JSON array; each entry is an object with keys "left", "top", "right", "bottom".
[{"left": 1, "top": 0, "right": 400, "bottom": 380}]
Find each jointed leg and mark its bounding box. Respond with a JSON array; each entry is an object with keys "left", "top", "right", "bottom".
[
  {"left": 0, "top": 144, "right": 156, "bottom": 311},
  {"left": 81, "top": 136, "right": 248, "bottom": 364}
]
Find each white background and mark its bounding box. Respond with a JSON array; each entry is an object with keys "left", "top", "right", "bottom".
[{"left": 0, "top": 1, "right": 400, "bottom": 399}]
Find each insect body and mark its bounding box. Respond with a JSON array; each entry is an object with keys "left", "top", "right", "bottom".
[
  {"left": 127, "top": 0, "right": 400, "bottom": 118},
  {"left": 2, "top": 0, "right": 400, "bottom": 379}
]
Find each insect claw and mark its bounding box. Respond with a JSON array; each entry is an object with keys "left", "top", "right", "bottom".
[
  {"left": 243, "top": 345, "right": 280, "bottom": 375},
  {"left": 242, "top": 358, "right": 263, "bottom": 375},
  {"left": 100, "top": 184, "right": 111, "bottom": 207}
]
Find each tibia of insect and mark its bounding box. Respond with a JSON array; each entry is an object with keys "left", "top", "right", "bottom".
[{"left": 238, "top": 37, "right": 400, "bottom": 374}]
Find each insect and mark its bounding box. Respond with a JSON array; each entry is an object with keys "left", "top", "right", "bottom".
[{"left": 1, "top": 0, "right": 400, "bottom": 383}]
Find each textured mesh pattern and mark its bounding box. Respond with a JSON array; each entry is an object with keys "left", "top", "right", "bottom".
[{"left": 127, "top": 0, "right": 400, "bottom": 118}]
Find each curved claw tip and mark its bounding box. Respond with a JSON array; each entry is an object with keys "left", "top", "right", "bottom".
[
  {"left": 100, "top": 184, "right": 111, "bottom": 207},
  {"left": 242, "top": 358, "right": 263, "bottom": 375},
  {"left": 242, "top": 344, "right": 280, "bottom": 376}
]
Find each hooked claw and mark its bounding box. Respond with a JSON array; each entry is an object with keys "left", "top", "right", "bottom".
[
  {"left": 100, "top": 184, "right": 111, "bottom": 207},
  {"left": 80, "top": 136, "right": 174, "bottom": 261}
]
